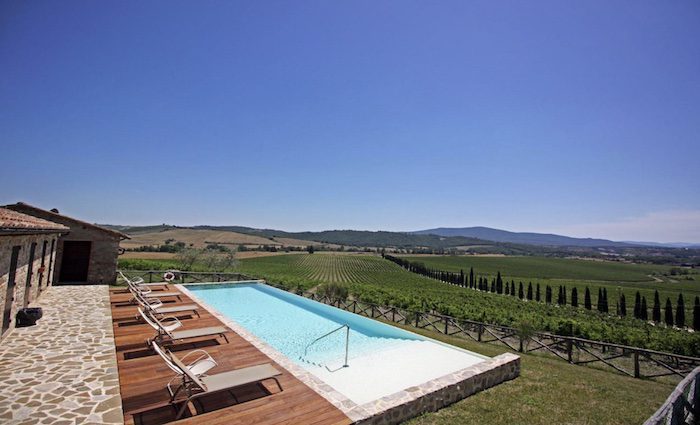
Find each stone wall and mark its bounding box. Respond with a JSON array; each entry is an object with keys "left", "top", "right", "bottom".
[
  {"left": 0, "top": 233, "right": 59, "bottom": 341},
  {"left": 356, "top": 353, "right": 521, "bottom": 425},
  {"left": 4, "top": 205, "right": 123, "bottom": 285}
]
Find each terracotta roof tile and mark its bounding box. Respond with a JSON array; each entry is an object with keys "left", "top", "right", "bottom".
[
  {"left": 4, "top": 203, "right": 130, "bottom": 239},
  {"left": 0, "top": 207, "right": 69, "bottom": 233}
]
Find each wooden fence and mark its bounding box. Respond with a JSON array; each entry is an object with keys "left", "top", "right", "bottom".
[
  {"left": 298, "top": 292, "right": 700, "bottom": 380},
  {"left": 119, "top": 270, "right": 700, "bottom": 381},
  {"left": 644, "top": 366, "right": 700, "bottom": 424}
]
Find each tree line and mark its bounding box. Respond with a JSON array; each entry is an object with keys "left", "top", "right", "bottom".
[{"left": 382, "top": 254, "right": 700, "bottom": 331}]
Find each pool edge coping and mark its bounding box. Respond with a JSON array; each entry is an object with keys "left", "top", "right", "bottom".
[{"left": 177, "top": 281, "right": 520, "bottom": 423}]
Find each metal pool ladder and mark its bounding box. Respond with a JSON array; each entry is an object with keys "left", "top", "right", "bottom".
[{"left": 301, "top": 324, "right": 350, "bottom": 369}]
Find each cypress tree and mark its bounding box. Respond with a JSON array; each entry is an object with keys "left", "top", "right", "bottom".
[
  {"left": 640, "top": 297, "right": 648, "bottom": 321},
  {"left": 469, "top": 267, "right": 474, "bottom": 289},
  {"left": 571, "top": 287, "right": 578, "bottom": 307},
  {"left": 602, "top": 288, "right": 608, "bottom": 313},
  {"left": 615, "top": 301, "right": 620, "bottom": 316},
  {"left": 518, "top": 282, "right": 524, "bottom": 299},
  {"left": 557, "top": 286, "right": 563, "bottom": 305},
  {"left": 505, "top": 280, "right": 510, "bottom": 295},
  {"left": 665, "top": 298, "right": 674, "bottom": 326},
  {"left": 693, "top": 296, "right": 700, "bottom": 331},
  {"left": 536, "top": 283, "right": 541, "bottom": 302},
  {"left": 584, "top": 287, "right": 592, "bottom": 310},
  {"left": 619, "top": 294, "right": 626, "bottom": 317},
  {"left": 597, "top": 288, "right": 604, "bottom": 312},
  {"left": 460, "top": 269, "right": 465, "bottom": 287},
  {"left": 546, "top": 286, "right": 552, "bottom": 304},
  {"left": 496, "top": 272, "right": 503, "bottom": 294},
  {"left": 511, "top": 281, "right": 516, "bottom": 297},
  {"left": 563, "top": 286, "right": 567, "bottom": 305},
  {"left": 652, "top": 290, "right": 661, "bottom": 322},
  {"left": 490, "top": 279, "right": 496, "bottom": 293},
  {"left": 634, "top": 291, "right": 641, "bottom": 318},
  {"left": 676, "top": 294, "right": 685, "bottom": 328},
  {"left": 527, "top": 282, "right": 533, "bottom": 300}
]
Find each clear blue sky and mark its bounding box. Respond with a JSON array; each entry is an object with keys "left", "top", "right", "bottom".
[{"left": 1, "top": 1, "right": 699, "bottom": 242}]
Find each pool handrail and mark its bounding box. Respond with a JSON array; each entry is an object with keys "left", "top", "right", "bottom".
[{"left": 303, "top": 323, "right": 350, "bottom": 369}]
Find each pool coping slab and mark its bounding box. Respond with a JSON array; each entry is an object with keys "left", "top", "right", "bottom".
[{"left": 177, "top": 281, "right": 520, "bottom": 424}]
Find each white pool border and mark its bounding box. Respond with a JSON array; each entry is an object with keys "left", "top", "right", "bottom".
[{"left": 177, "top": 281, "right": 520, "bottom": 424}]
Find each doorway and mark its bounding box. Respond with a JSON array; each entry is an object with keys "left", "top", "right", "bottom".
[
  {"left": 59, "top": 241, "right": 91, "bottom": 283},
  {"left": 2, "top": 246, "right": 22, "bottom": 336}
]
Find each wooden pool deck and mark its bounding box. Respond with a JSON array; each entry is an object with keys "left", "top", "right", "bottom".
[{"left": 109, "top": 285, "right": 352, "bottom": 425}]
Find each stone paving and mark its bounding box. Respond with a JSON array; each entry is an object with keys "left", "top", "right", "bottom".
[{"left": 0, "top": 285, "right": 123, "bottom": 425}]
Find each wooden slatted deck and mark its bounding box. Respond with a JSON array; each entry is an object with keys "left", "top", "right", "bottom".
[{"left": 109, "top": 285, "right": 352, "bottom": 425}]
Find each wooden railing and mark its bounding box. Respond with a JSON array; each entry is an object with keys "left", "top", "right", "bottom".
[
  {"left": 644, "top": 366, "right": 700, "bottom": 424},
  {"left": 118, "top": 270, "right": 700, "bottom": 381}
]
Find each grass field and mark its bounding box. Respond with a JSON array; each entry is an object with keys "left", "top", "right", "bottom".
[{"left": 397, "top": 325, "right": 674, "bottom": 425}]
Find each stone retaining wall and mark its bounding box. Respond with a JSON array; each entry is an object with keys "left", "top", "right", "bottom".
[{"left": 356, "top": 353, "right": 520, "bottom": 425}]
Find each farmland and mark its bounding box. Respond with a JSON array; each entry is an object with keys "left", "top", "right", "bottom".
[
  {"left": 120, "top": 227, "right": 323, "bottom": 250},
  {"left": 400, "top": 255, "right": 700, "bottom": 314},
  {"left": 120, "top": 253, "right": 700, "bottom": 355}
]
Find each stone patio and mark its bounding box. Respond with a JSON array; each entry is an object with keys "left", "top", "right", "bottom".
[{"left": 0, "top": 285, "right": 123, "bottom": 425}]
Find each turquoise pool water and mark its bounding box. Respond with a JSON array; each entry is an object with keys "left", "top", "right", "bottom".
[{"left": 186, "top": 283, "right": 424, "bottom": 367}]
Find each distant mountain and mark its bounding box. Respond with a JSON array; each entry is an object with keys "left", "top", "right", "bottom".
[
  {"left": 622, "top": 241, "right": 700, "bottom": 249},
  {"left": 412, "top": 226, "right": 638, "bottom": 247},
  {"left": 195, "top": 225, "right": 494, "bottom": 249}
]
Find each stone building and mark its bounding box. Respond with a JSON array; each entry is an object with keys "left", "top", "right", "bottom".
[
  {"left": 0, "top": 207, "right": 68, "bottom": 340},
  {"left": 4, "top": 203, "right": 130, "bottom": 286}
]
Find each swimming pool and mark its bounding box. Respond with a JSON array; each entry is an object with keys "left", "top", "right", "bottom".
[{"left": 185, "top": 282, "right": 489, "bottom": 405}]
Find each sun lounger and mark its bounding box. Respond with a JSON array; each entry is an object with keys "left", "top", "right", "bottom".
[
  {"left": 152, "top": 341, "right": 218, "bottom": 400},
  {"left": 138, "top": 308, "right": 228, "bottom": 345},
  {"left": 135, "top": 293, "right": 200, "bottom": 318},
  {"left": 125, "top": 283, "right": 181, "bottom": 303},
  {"left": 164, "top": 346, "right": 282, "bottom": 419},
  {"left": 119, "top": 271, "right": 169, "bottom": 289}
]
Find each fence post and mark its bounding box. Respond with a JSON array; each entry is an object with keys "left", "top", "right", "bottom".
[
  {"left": 477, "top": 323, "right": 483, "bottom": 342},
  {"left": 634, "top": 352, "right": 640, "bottom": 378},
  {"left": 415, "top": 312, "right": 420, "bottom": 328},
  {"left": 567, "top": 338, "right": 573, "bottom": 363},
  {"left": 180, "top": 273, "right": 185, "bottom": 284},
  {"left": 444, "top": 317, "right": 449, "bottom": 334},
  {"left": 370, "top": 305, "right": 375, "bottom": 318},
  {"left": 148, "top": 271, "right": 153, "bottom": 283},
  {"left": 392, "top": 307, "right": 396, "bottom": 322},
  {"left": 352, "top": 301, "right": 356, "bottom": 313}
]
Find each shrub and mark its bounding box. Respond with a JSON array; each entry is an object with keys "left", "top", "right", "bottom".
[{"left": 317, "top": 282, "right": 348, "bottom": 300}]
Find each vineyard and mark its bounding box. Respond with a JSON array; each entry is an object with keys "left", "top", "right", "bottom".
[
  {"left": 118, "top": 253, "right": 700, "bottom": 355},
  {"left": 398, "top": 255, "right": 700, "bottom": 318},
  {"left": 232, "top": 254, "right": 700, "bottom": 356}
]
